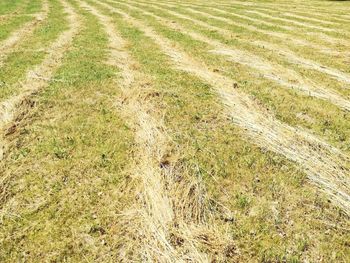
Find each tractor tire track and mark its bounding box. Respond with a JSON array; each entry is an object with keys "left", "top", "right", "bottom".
[
  {"left": 97, "top": 0, "right": 350, "bottom": 216},
  {"left": 82, "top": 1, "right": 236, "bottom": 262},
  {"left": 0, "top": 0, "right": 81, "bottom": 160}
]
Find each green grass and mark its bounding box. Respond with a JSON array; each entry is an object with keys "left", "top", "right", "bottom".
[
  {"left": 86, "top": 0, "right": 350, "bottom": 261},
  {"left": 134, "top": 1, "right": 350, "bottom": 82},
  {"left": 0, "top": 0, "right": 67, "bottom": 101},
  {"left": 114, "top": 1, "right": 350, "bottom": 155},
  {"left": 0, "top": 16, "right": 32, "bottom": 41},
  {"left": 0, "top": 0, "right": 43, "bottom": 39},
  {"left": 1, "top": 0, "right": 350, "bottom": 261},
  {"left": 187, "top": 4, "right": 350, "bottom": 70},
  {"left": 0, "top": 0, "right": 24, "bottom": 15},
  {"left": 0, "top": 1, "right": 132, "bottom": 261},
  {"left": 23, "top": 0, "right": 42, "bottom": 14}
]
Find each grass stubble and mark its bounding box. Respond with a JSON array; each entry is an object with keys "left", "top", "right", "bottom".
[
  {"left": 80, "top": 1, "right": 237, "bottom": 261},
  {"left": 0, "top": 0, "right": 49, "bottom": 66},
  {"left": 0, "top": 0, "right": 81, "bottom": 159},
  {"left": 0, "top": 0, "right": 350, "bottom": 262},
  {"left": 96, "top": 0, "right": 350, "bottom": 218}
]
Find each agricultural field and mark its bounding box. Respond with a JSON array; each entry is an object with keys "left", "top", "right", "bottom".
[{"left": 0, "top": 0, "right": 350, "bottom": 261}]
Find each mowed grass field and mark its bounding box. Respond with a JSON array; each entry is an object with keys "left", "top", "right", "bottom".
[{"left": 1, "top": 0, "right": 350, "bottom": 261}]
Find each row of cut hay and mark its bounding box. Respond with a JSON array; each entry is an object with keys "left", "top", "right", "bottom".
[
  {"left": 0, "top": 0, "right": 81, "bottom": 160},
  {"left": 95, "top": 0, "right": 350, "bottom": 216},
  {"left": 79, "top": 0, "right": 238, "bottom": 261},
  {"left": 118, "top": 0, "right": 350, "bottom": 111}
]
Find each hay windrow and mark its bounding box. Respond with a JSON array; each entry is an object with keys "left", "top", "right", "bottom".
[
  {"left": 82, "top": 1, "right": 236, "bottom": 261},
  {"left": 0, "top": 0, "right": 50, "bottom": 66},
  {"left": 117, "top": 1, "right": 350, "bottom": 111},
  {"left": 1, "top": 0, "right": 350, "bottom": 261},
  {"left": 98, "top": 0, "right": 350, "bottom": 216},
  {"left": 0, "top": 0, "right": 81, "bottom": 159}
]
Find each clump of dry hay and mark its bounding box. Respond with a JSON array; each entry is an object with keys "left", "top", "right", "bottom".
[
  {"left": 108, "top": 76, "right": 237, "bottom": 261},
  {"left": 115, "top": 151, "right": 237, "bottom": 262}
]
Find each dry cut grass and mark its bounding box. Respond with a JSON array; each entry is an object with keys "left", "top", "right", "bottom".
[{"left": 0, "top": 0, "right": 350, "bottom": 262}]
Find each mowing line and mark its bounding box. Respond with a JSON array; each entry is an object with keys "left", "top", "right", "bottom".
[
  {"left": 207, "top": 2, "right": 350, "bottom": 33},
  {"left": 0, "top": 0, "right": 81, "bottom": 159},
  {"left": 97, "top": 0, "right": 350, "bottom": 216},
  {"left": 236, "top": 4, "right": 350, "bottom": 25},
  {"left": 251, "top": 40, "right": 350, "bottom": 86},
  {"left": 177, "top": 3, "right": 340, "bottom": 35},
  {"left": 81, "top": 0, "right": 235, "bottom": 261},
  {"left": 147, "top": 1, "right": 348, "bottom": 25},
  {"left": 242, "top": 9, "right": 348, "bottom": 36},
  {"left": 159, "top": 1, "right": 349, "bottom": 50},
  {"left": 132, "top": 0, "right": 345, "bottom": 58},
  {"left": 116, "top": 0, "right": 350, "bottom": 112},
  {"left": 0, "top": 0, "right": 49, "bottom": 66},
  {"left": 215, "top": 4, "right": 338, "bottom": 27},
  {"left": 131, "top": 1, "right": 350, "bottom": 85},
  {"left": 195, "top": 1, "right": 350, "bottom": 17},
  {"left": 281, "top": 12, "right": 339, "bottom": 26},
  {"left": 182, "top": 5, "right": 295, "bottom": 31},
  {"left": 177, "top": 0, "right": 350, "bottom": 24},
  {"left": 206, "top": 7, "right": 349, "bottom": 46}
]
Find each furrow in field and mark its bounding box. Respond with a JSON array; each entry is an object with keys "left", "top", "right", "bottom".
[
  {"left": 0, "top": 0, "right": 49, "bottom": 66},
  {"left": 121, "top": 0, "right": 350, "bottom": 109},
  {"left": 134, "top": 1, "right": 343, "bottom": 57},
  {"left": 0, "top": 0, "right": 81, "bottom": 159},
  {"left": 97, "top": 0, "right": 350, "bottom": 216},
  {"left": 81, "top": 1, "right": 234, "bottom": 261}
]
